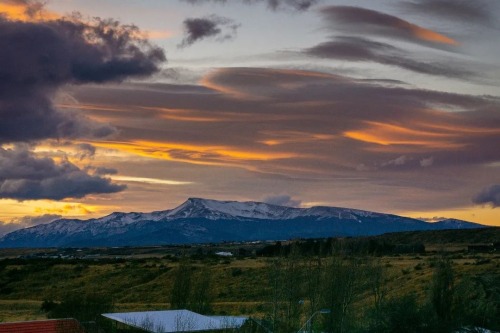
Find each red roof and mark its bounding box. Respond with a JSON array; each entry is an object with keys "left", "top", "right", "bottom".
[{"left": 0, "top": 319, "right": 85, "bottom": 333}]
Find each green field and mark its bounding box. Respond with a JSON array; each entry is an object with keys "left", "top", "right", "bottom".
[{"left": 0, "top": 228, "right": 499, "bottom": 332}]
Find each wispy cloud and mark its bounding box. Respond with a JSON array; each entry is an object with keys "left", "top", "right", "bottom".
[
  {"left": 305, "top": 36, "right": 471, "bottom": 78},
  {"left": 180, "top": 0, "right": 320, "bottom": 11},
  {"left": 320, "top": 6, "right": 459, "bottom": 48},
  {"left": 110, "top": 176, "right": 193, "bottom": 186},
  {"left": 402, "top": 0, "right": 495, "bottom": 24}
]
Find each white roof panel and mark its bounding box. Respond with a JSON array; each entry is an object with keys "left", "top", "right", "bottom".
[{"left": 102, "top": 309, "right": 247, "bottom": 333}]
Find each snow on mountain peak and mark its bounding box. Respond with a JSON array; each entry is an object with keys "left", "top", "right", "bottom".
[{"left": 164, "top": 197, "right": 298, "bottom": 220}]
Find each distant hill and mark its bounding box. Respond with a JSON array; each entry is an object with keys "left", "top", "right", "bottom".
[
  {"left": 365, "top": 227, "right": 500, "bottom": 245},
  {"left": 0, "top": 198, "right": 486, "bottom": 248}
]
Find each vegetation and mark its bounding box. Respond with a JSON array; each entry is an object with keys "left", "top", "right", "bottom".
[{"left": 0, "top": 228, "right": 498, "bottom": 332}]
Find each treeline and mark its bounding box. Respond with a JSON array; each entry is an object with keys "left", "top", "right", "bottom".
[
  {"left": 162, "top": 244, "right": 499, "bottom": 333},
  {"left": 256, "top": 238, "right": 425, "bottom": 257},
  {"left": 248, "top": 251, "right": 500, "bottom": 333}
]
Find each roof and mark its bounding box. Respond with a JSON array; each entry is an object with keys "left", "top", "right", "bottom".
[
  {"left": 0, "top": 319, "right": 85, "bottom": 333},
  {"left": 102, "top": 309, "right": 247, "bottom": 333}
]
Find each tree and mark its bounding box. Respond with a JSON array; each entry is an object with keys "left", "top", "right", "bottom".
[
  {"left": 170, "top": 259, "right": 193, "bottom": 309},
  {"left": 170, "top": 259, "right": 214, "bottom": 314},
  {"left": 42, "top": 292, "right": 113, "bottom": 333},
  {"left": 368, "top": 294, "right": 433, "bottom": 333},
  {"left": 431, "top": 258, "right": 454, "bottom": 324},
  {"left": 321, "top": 256, "right": 362, "bottom": 333},
  {"left": 190, "top": 267, "right": 213, "bottom": 314}
]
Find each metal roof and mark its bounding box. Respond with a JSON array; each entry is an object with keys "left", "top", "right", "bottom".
[
  {"left": 0, "top": 319, "right": 85, "bottom": 333},
  {"left": 102, "top": 309, "right": 247, "bottom": 333}
]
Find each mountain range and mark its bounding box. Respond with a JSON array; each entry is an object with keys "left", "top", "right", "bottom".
[{"left": 0, "top": 198, "right": 485, "bottom": 248}]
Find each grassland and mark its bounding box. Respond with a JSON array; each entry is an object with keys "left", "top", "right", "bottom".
[{"left": 0, "top": 228, "right": 499, "bottom": 330}]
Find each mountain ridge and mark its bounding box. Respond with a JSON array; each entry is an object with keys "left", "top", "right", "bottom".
[{"left": 0, "top": 198, "right": 486, "bottom": 248}]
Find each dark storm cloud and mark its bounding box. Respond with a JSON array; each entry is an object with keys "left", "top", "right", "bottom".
[
  {"left": 305, "top": 37, "right": 472, "bottom": 78},
  {"left": 320, "top": 6, "right": 458, "bottom": 49},
  {"left": 179, "top": 15, "right": 240, "bottom": 47},
  {"left": 472, "top": 185, "right": 500, "bottom": 207},
  {"left": 0, "top": 147, "right": 126, "bottom": 200},
  {"left": 0, "top": 15, "right": 166, "bottom": 144},
  {"left": 181, "top": 0, "right": 319, "bottom": 11},
  {"left": 402, "top": 0, "right": 494, "bottom": 23}
]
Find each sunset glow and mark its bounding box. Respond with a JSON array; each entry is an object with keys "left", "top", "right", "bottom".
[{"left": 0, "top": 0, "right": 498, "bottom": 229}]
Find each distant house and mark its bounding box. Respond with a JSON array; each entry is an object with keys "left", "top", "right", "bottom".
[
  {"left": 0, "top": 318, "right": 85, "bottom": 333},
  {"left": 102, "top": 309, "right": 247, "bottom": 333},
  {"left": 214, "top": 251, "right": 233, "bottom": 257}
]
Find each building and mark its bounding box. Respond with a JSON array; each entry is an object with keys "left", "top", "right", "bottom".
[
  {"left": 102, "top": 309, "right": 247, "bottom": 333},
  {"left": 0, "top": 318, "right": 85, "bottom": 333}
]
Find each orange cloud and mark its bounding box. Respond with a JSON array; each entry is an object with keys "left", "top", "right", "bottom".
[
  {"left": 90, "top": 140, "right": 298, "bottom": 170},
  {"left": 344, "top": 121, "right": 465, "bottom": 149},
  {"left": 0, "top": 1, "right": 58, "bottom": 21},
  {"left": 259, "top": 130, "right": 336, "bottom": 146},
  {"left": 411, "top": 25, "right": 459, "bottom": 45},
  {"left": 201, "top": 68, "right": 343, "bottom": 100},
  {"left": 145, "top": 29, "right": 174, "bottom": 40}
]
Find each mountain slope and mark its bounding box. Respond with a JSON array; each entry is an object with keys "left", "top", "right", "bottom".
[{"left": 0, "top": 198, "right": 486, "bottom": 248}]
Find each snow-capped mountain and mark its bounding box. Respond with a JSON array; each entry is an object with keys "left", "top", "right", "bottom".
[{"left": 0, "top": 198, "right": 486, "bottom": 248}]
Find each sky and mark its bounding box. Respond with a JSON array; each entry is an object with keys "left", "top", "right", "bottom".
[{"left": 0, "top": 0, "right": 499, "bottom": 234}]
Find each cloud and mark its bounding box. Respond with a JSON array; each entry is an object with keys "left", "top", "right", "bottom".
[
  {"left": 0, "top": 146, "right": 126, "bottom": 200},
  {"left": 263, "top": 194, "right": 301, "bottom": 207},
  {"left": 320, "top": 6, "right": 458, "bottom": 48},
  {"left": 305, "top": 36, "right": 471, "bottom": 78},
  {"left": 402, "top": 0, "right": 494, "bottom": 24},
  {"left": 76, "top": 143, "right": 96, "bottom": 160},
  {"left": 416, "top": 216, "right": 449, "bottom": 222},
  {"left": 66, "top": 67, "right": 500, "bottom": 213},
  {"left": 420, "top": 157, "right": 434, "bottom": 167},
  {"left": 179, "top": 15, "right": 240, "bottom": 47},
  {"left": 472, "top": 185, "right": 500, "bottom": 207},
  {"left": 0, "top": 0, "right": 57, "bottom": 21},
  {"left": 71, "top": 67, "right": 500, "bottom": 177},
  {"left": 180, "top": 0, "right": 320, "bottom": 11},
  {"left": 93, "top": 167, "right": 118, "bottom": 176},
  {"left": 0, "top": 213, "right": 61, "bottom": 236},
  {"left": 0, "top": 14, "right": 165, "bottom": 144},
  {"left": 382, "top": 155, "right": 411, "bottom": 167}
]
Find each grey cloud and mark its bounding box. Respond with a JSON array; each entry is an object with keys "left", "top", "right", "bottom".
[
  {"left": 0, "top": 147, "right": 126, "bottom": 200},
  {"left": 472, "top": 184, "right": 500, "bottom": 207},
  {"left": 382, "top": 155, "right": 411, "bottom": 167},
  {"left": 66, "top": 68, "right": 500, "bottom": 213},
  {"left": 305, "top": 37, "right": 471, "bottom": 78},
  {"left": 420, "top": 157, "right": 434, "bottom": 167},
  {"left": 320, "top": 6, "right": 458, "bottom": 50},
  {"left": 416, "top": 216, "right": 449, "bottom": 222},
  {"left": 0, "top": 214, "right": 61, "bottom": 236},
  {"left": 93, "top": 167, "right": 119, "bottom": 176},
  {"left": 77, "top": 143, "right": 96, "bottom": 160},
  {"left": 69, "top": 68, "right": 500, "bottom": 175},
  {"left": 0, "top": 14, "right": 165, "bottom": 144},
  {"left": 263, "top": 194, "right": 301, "bottom": 207},
  {"left": 181, "top": 0, "right": 319, "bottom": 11},
  {"left": 179, "top": 15, "right": 240, "bottom": 47},
  {"left": 402, "top": 0, "right": 494, "bottom": 23}
]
